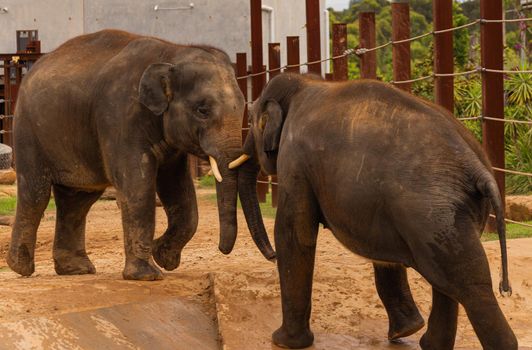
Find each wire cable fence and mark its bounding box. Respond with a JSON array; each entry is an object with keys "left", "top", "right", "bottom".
[
  {"left": 490, "top": 214, "right": 532, "bottom": 229},
  {"left": 236, "top": 16, "right": 532, "bottom": 81},
  {"left": 237, "top": 13, "right": 532, "bottom": 225}
]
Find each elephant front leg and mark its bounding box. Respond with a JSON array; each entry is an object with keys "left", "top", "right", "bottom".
[
  {"left": 152, "top": 156, "right": 198, "bottom": 271},
  {"left": 272, "top": 185, "right": 319, "bottom": 349},
  {"left": 373, "top": 263, "right": 425, "bottom": 340},
  {"left": 114, "top": 154, "right": 163, "bottom": 281},
  {"left": 119, "top": 194, "right": 163, "bottom": 280},
  {"left": 419, "top": 288, "right": 458, "bottom": 350}
]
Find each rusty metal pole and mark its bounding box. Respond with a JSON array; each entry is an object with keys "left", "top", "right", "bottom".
[
  {"left": 481, "top": 0, "right": 505, "bottom": 229},
  {"left": 391, "top": 0, "right": 411, "bottom": 92},
  {"left": 268, "top": 43, "right": 281, "bottom": 208},
  {"left": 359, "top": 12, "right": 377, "bottom": 79},
  {"left": 305, "top": 0, "right": 322, "bottom": 75},
  {"left": 236, "top": 53, "right": 249, "bottom": 141},
  {"left": 287, "top": 36, "right": 301, "bottom": 73},
  {"left": 433, "top": 0, "right": 454, "bottom": 112},
  {"left": 268, "top": 43, "right": 281, "bottom": 79},
  {"left": 250, "top": 0, "right": 268, "bottom": 202},
  {"left": 332, "top": 23, "right": 348, "bottom": 81}
]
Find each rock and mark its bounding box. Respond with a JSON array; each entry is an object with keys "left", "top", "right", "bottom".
[
  {"left": 0, "top": 168, "right": 16, "bottom": 185},
  {"left": 505, "top": 195, "right": 532, "bottom": 222},
  {"left": 0, "top": 144, "right": 12, "bottom": 170},
  {"left": 0, "top": 215, "right": 14, "bottom": 226},
  {"left": 0, "top": 184, "right": 17, "bottom": 197}
]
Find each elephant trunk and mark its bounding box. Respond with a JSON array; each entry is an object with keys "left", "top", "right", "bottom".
[
  {"left": 237, "top": 157, "right": 276, "bottom": 261},
  {"left": 215, "top": 158, "right": 238, "bottom": 255}
]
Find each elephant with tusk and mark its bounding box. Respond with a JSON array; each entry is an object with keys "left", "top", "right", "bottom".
[
  {"left": 7, "top": 29, "right": 275, "bottom": 281},
  {"left": 238, "top": 73, "right": 517, "bottom": 349}
]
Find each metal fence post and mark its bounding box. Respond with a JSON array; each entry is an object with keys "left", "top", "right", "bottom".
[
  {"left": 287, "top": 36, "right": 301, "bottom": 73},
  {"left": 1, "top": 59, "right": 11, "bottom": 146},
  {"left": 236, "top": 53, "right": 249, "bottom": 141},
  {"left": 391, "top": 0, "right": 411, "bottom": 92},
  {"left": 250, "top": 0, "right": 268, "bottom": 202},
  {"left": 359, "top": 12, "right": 377, "bottom": 79},
  {"left": 332, "top": 23, "right": 348, "bottom": 81},
  {"left": 268, "top": 43, "right": 281, "bottom": 79},
  {"left": 433, "top": 0, "right": 454, "bottom": 112},
  {"left": 268, "top": 43, "right": 281, "bottom": 208},
  {"left": 480, "top": 0, "right": 505, "bottom": 228},
  {"left": 305, "top": 0, "right": 322, "bottom": 75}
]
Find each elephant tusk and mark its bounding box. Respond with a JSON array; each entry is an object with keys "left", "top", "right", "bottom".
[
  {"left": 209, "top": 156, "right": 223, "bottom": 183},
  {"left": 228, "top": 154, "right": 250, "bottom": 169}
]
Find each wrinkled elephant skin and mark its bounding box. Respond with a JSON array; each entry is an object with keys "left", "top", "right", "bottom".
[
  {"left": 7, "top": 30, "right": 274, "bottom": 281},
  {"left": 246, "top": 74, "right": 517, "bottom": 350}
]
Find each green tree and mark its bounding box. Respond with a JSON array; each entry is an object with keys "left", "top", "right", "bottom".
[{"left": 453, "top": 1, "right": 470, "bottom": 69}]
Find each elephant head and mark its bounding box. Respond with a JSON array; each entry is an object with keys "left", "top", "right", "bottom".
[
  {"left": 227, "top": 74, "right": 313, "bottom": 262},
  {"left": 230, "top": 73, "right": 308, "bottom": 176},
  {"left": 138, "top": 51, "right": 275, "bottom": 260}
]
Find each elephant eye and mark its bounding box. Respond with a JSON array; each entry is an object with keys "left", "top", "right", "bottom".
[{"left": 196, "top": 104, "right": 210, "bottom": 118}]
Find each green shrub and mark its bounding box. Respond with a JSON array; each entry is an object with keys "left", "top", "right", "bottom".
[
  {"left": 198, "top": 175, "right": 216, "bottom": 188},
  {"left": 0, "top": 197, "right": 55, "bottom": 216}
]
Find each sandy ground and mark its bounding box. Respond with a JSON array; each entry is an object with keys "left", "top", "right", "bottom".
[{"left": 0, "top": 188, "right": 531, "bottom": 349}]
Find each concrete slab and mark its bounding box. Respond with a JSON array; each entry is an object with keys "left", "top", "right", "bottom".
[{"left": 0, "top": 297, "right": 219, "bottom": 350}]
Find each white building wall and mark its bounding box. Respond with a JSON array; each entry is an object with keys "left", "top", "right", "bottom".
[{"left": 1, "top": 0, "right": 327, "bottom": 70}]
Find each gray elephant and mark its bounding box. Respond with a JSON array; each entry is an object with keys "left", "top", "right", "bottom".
[
  {"left": 235, "top": 73, "right": 516, "bottom": 349},
  {"left": 7, "top": 29, "right": 275, "bottom": 281}
]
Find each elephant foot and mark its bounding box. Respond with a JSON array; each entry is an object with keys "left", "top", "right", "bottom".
[
  {"left": 388, "top": 311, "right": 425, "bottom": 340},
  {"left": 419, "top": 332, "right": 453, "bottom": 350},
  {"left": 272, "top": 326, "right": 314, "bottom": 349},
  {"left": 6, "top": 244, "right": 35, "bottom": 276},
  {"left": 123, "top": 258, "right": 164, "bottom": 281},
  {"left": 54, "top": 250, "right": 96, "bottom": 275},
  {"left": 152, "top": 236, "right": 181, "bottom": 271}
]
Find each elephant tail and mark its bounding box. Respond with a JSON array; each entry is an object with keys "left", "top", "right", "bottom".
[{"left": 475, "top": 169, "right": 512, "bottom": 297}]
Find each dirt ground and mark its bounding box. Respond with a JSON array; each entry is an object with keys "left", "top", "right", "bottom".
[{"left": 0, "top": 188, "right": 531, "bottom": 349}]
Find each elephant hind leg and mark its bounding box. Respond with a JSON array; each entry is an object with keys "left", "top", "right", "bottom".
[
  {"left": 409, "top": 228, "right": 517, "bottom": 350},
  {"left": 52, "top": 185, "right": 103, "bottom": 275},
  {"left": 373, "top": 263, "right": 425, "bottom": 340},
  {"left": 7, "top": 164, "right": 52, "bottom": 276}
]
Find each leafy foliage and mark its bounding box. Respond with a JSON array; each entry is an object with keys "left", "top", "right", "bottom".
[{"left": 330, "top": 0, "right": 531, "bottom": 194}]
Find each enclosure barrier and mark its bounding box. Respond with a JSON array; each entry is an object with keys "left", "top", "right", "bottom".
[
  {"left": 235, "top": 17, "right": 532, "bottom": 83},
  {"left": 0, "top": 1, "right": 529, "bottom": 229},
  {"left": 237, "top": 0, "right": 531, "bottom": 230}
]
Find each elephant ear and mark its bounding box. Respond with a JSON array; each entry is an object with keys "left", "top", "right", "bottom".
[
  {"left": 139, "top": 63, "right": 173, "bottom": 116},
  {"left": 262, "top": 100, "right": 284, "bottom": 155}
]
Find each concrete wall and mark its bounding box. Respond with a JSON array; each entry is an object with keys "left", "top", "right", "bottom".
[
  {"left": 83, "top": 0, "right": 250, "bottom": 59},
  {"left": 0, "top": 0, "right": 327, "bottom": 70},
  {"left": 0, "top": 0, "right": 83, "bottom": 53}
]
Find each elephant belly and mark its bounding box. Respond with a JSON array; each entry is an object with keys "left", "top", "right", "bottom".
[
  {"left": 51, "top": 164, "right": 110, "bottom": 190},
  {"left": 318, "top": 194, "right": 414, "bottom": 266},
  {"left": 326, "top": 221, "right": 412, "bottom": 266}
]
